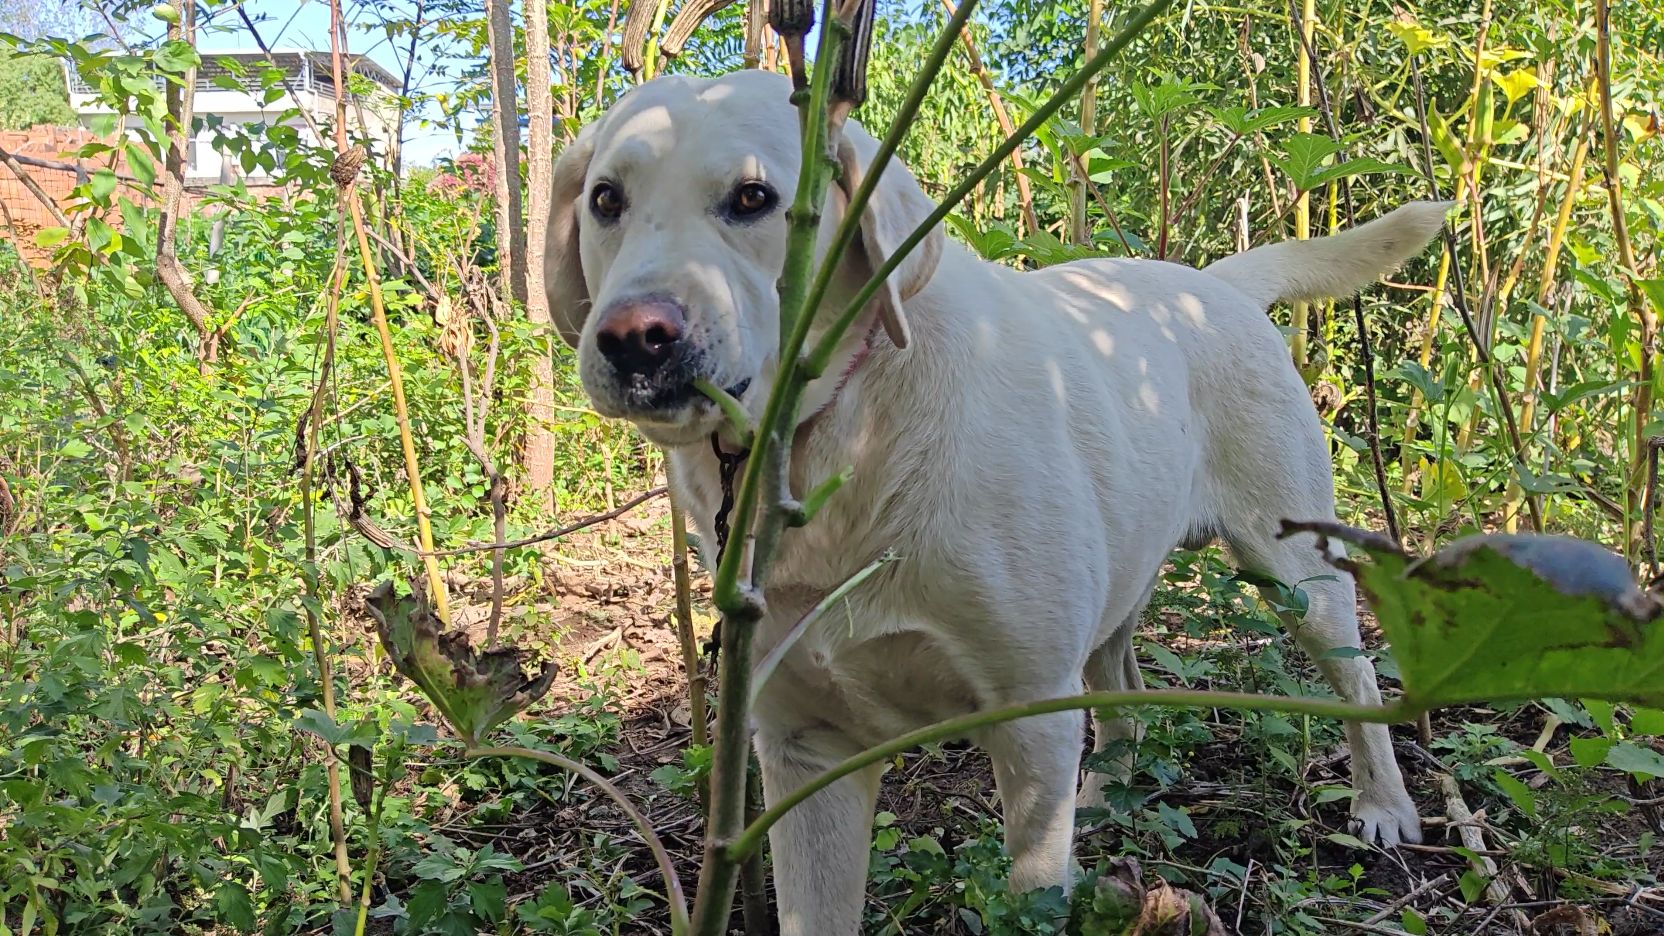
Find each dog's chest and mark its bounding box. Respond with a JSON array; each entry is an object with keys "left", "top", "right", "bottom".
[{"left": 667, "top": 447, "right": 986, "bottom": 741}]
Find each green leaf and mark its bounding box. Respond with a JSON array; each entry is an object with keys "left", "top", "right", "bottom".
[
  {"left": 1491, "top": 770, "right": 1536, "bottom": 818},
  {"left": 1570, "top": 736, "right": 1613, "bottom": 767},
  {"left": 1155, "top": 802, "right": 1197, "bottom": 839},
  {"left": 1458, "top": 869, "right": 1488, "bottom": 903},
  {"left": 215, "top": 881, "right": 256, "bottom": 933},
  {"left": 61, "top": 438, "right": 93, "bottom": 458},
  {"left": 1306, "top": 156, "right": 1414, "bottom": 189},
  {"left": 89, "top": 168, "right": 118, "bottom": 202},
  {"left": 1290, "top": 525, "right": 1664, "bottom": 711},
  {"left": 1212, "top": 104, "right": 1316, "bottom": 136},
  {"left": 35, "top": 226, "right": 70, "bottom": 249},
  {"left": 1269, "top": 132, "right": 1342, "bottom": 191},
  {"left": 469, "top": 878, "right": 507, "bottom": 922},
  {"left": 1631, "top": 708, "right": 1664, "bottom": 736},
  {"left": 1386, "top": 18, "right": 1450, "bottom": 54},
  {"left": 1402, "top": 908, "right": 1429, "bottom": 934},
  {"left": 365, "top": 581, "right": 556, "bottom": 746},
  {"left": 153, "top": 39, "right": 200, "bottom": 74},
  {"left": 1605, "top": 741, "right": 1664, "bottom": 780}
]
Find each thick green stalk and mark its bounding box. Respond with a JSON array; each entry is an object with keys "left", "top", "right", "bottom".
[
  {"left": 692, "top": 9, "right": 849, "bottom": 935},
  {"left": 730, "top": 689, "right": 1407, "bottom": 860},
  {"left": 810, "top": 0, "right": 1175, "bottom": 371}
]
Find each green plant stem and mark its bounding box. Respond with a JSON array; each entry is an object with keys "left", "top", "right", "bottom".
[
  {"left": 691, "top": 11, "right": 851, "bottom": 936},
  {"left": 810, "top": 0, "right": 1175, "bottom": 371},
  {"left": 750, "top": 550, "right": 893, "bottom": 706},
  {"left": 669, "top": 487, "right": 708, "bottom": 750},
  {"left": 730, "top": 689, "right": 1407, "bottom": 861},
  {"left": 305, "top": 218, "right": 354, "bottom": 906},
  {"left": 467, "top": 746, "right": 690, "bottom": 934},
  {"left": 692, "top": 377, "right": 755, "bottom": 448},
  {"left": 698, "top": 5, "right": 1172, "bottom": 932},
  {"left": 792, "top": 0, "right": 980, "bottom": 377}
]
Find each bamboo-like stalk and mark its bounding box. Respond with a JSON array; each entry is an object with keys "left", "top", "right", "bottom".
[
  {"left": 1594, "top": 0, "right": 1656, "bottom": 557},
  {"left": 639, "top": 0, "right": 677, "bottom": 80},
  {"left": 1503, "top": 136, "right": 1588, "bottom": 532},
  {"left": 329, "top": 1, "right": 451, "bottom": 621},
  {"left": 669, "top": 490, "right": 708, "bottom": 749},
  {"left": 303, "top": 225, "right": 355, "bottom": 907},
  {"left": 938, "top": 0, "right": 1039, "bottom": 237},
  {"left": 1288, "top": 0, "right": 1314, "bottom": 368},
  {"left": 688, "top": 11, "right": 853, "bottom": 934}
]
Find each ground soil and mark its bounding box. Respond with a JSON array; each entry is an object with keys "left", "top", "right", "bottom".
[{"left": 369, "top": 488, "right": 1664, "bottom": 936}]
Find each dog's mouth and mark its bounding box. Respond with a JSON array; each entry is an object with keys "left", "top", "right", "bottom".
[{"left": 615, "top": 373, "right": 753, "bottom": 427}]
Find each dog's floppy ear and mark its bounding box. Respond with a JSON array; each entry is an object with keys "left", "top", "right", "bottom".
[
  {"left": 834, "top": 124, "right": 942, "bottom": 350},
  {"left": 545, "top": 124, "right": 598, "bottom": 347}
]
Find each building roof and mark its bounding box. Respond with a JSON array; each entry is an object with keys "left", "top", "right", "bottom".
[{"left": 195, "top": 48, "right": 402, "bottom": 92}]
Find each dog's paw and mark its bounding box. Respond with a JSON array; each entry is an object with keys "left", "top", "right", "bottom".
[{"left": 1351, "top": 790, "right": 1424, "bottom": 846}]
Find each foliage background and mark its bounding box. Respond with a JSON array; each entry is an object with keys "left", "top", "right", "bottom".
[{"left": 0, "top": 0, "right": 1661, "bottom": 933}]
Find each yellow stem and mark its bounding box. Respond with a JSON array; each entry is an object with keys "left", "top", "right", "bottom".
[
  {"left": 1503, "top": 137, "right": 1589, "bottom": 532},
  {"left": 350, "top": 192, "right": 451, "bottom": 622},
  {"left": 1399, "top": 176, "right": 1467, "bottom": 492},
  {"left": 1290, "top": 0, "right": 1314, "bottom": 368}
]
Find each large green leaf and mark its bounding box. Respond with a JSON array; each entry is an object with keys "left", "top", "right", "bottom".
[
  {"left": 1285, "top": 523, "right": 1663, "bottom": 711},
  {"left": 365, "top": 581, "right": 556, "bottom": 746}
]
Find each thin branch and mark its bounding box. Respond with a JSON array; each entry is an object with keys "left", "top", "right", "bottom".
[
  {"left": 750, "top": 550, "right": 894, "bottom": 706},
  {"left": 419, "top": 487, "right": 669, "bottom": 557},
  {"left": 468, "top": 745, "right": 689, "bottom": 933},
  {"left": 814, "top": 0, "right": 1175, "bottom": 369}
]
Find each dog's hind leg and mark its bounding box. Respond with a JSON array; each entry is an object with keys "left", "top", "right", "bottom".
[
  {"left": 755, "top": 726, "right": 884, "bottom": 936},
  {"left": 1077, "top": 594, "right": 1151, "bottom": 810},
  {"left": 977, "top": 703, "right": 1085, "bottom": 895},
  {"left": 1219, "top": 503, "right": 1422, "bottom": 846}
]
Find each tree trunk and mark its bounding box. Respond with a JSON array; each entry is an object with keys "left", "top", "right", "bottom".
[
  {"left": 524, "top": 0, "right": 557, "bottom": 509},
  {"left": 154, "top": 4, "right": 216, "bottom": 366},
  {"left": 485, "top": 0, "right": 528, "bottom": 309}
]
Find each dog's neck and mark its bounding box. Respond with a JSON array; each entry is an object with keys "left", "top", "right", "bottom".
[{"left": 797, "top": 315, "right": 882, "bottom": 431}]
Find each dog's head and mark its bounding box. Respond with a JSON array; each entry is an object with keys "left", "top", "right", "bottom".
[{"left": 546, "top": 69, "right": 943, "bottom": 447}]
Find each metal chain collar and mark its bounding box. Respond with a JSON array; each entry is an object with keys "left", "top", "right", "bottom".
[{"left": 703, "top": 434, "right": 748, "bottom": 663}]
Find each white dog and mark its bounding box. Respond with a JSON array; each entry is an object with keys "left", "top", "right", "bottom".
[{"left": 547, "top": 69, "right": 1443, "bottom": 935}]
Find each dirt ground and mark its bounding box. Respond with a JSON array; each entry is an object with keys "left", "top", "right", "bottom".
[{"left": 377, "top": 488, "right": 1664, "bottom": 936}]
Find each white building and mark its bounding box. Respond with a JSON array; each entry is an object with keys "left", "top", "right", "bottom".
[{"left": 66, "top": 48, "right": 403, "bottom": 183}]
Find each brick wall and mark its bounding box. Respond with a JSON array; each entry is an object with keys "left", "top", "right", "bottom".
[{"left": 0, "top": 125, "right": 284, "bottom": 268}]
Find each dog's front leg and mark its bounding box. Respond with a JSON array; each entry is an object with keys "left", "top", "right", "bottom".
[{"left": 755, "top": 726, "right": 884, "bottom": 936}]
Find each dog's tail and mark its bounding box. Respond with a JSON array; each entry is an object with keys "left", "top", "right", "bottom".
[{"left": 1202, "top": 201, "right": 1451, "bottom": 310}]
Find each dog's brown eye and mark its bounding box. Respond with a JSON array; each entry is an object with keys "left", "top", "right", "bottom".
[
  {"left": 728, "top": 181, "right": 776, "bottom": 219},
  {"left": 591, "top": 181, "right": 625, "bottom": 221}
]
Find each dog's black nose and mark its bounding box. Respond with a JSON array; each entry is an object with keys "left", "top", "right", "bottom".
[{"left": 595, "top": 297, "right": 686, "bottom": 378}]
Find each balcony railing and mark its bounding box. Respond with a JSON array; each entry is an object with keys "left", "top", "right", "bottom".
[{"left": 65, "top": 52, "right": 394, "bottom": 104}]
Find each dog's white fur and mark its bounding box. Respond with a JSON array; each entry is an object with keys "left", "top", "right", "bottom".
[{"left": 548, "top": 70, "right": 1446, "bottom": 935}]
